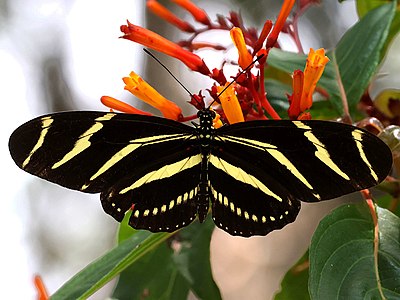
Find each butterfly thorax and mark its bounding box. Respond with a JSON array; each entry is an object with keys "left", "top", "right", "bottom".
[
  {"left": 195, "top": 109, "right": 216, "bottom": 222},
  {"left": 196, "top": 109, "right": 215, "bottom": 147}
]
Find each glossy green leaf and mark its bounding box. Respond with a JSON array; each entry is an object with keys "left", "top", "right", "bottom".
[
  {"left": 264, "top": 79, "right": 290, "bottom": 116},
  {"left": 331, "top": 1, "right": 396, "bottom": 114},
  {"left": 173, "top": 217, "right": 222, "bottom": 300},
  {"left": 117, "top": 211, "right": 138, "bottom": 242},
  {"left": 51, "top": 231, "right": 172, "bottom": 299},
  {"left": 112, "top": 242, "right": 189, "bottom": 300},
  {"left": 309, "top": 202, "right": 400, "bottom": 299},
  {"left": 113, "top": 217, "right": 221, "bottom": 300},
  {"left": 267, "top": 49, "right": 306, "bottom": 74},
  {"left": 112, "top": 213, "right": 189, "bottom": 299},
  {"left": 274, "top": 251, "right": 310, "bottom": 300},
  {"left": 308, "top": 101, "right": 339, "bottom": 120},
  {"left": 356, "top": 0, "right": 400, "bottom": 55}
]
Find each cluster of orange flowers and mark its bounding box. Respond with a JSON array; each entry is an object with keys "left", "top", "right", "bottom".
[{"left": 101, "top": 0, "right": 329, "bottom": 124}]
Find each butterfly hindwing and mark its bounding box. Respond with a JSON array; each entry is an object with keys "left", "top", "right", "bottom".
[
  {"left": 215, "top": 120, "right": 392, "bottom": 203},
  {"left": 9, "top": 111, "right": 195, "bottom": 193},
  {"left": 208, "top": 152, "right": 301, "bottom": 237},
  {"left": 101, "top": 149, "right": 202, "bottom": 232}
]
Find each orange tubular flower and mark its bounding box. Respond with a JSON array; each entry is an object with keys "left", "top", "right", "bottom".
[
  {"left": 216, "top": 84, "right": 244, "bottom": 124},
  {"left": 230, "top": 27, "right": 253, "bottom": 70},
  {"left": 288, "top": 48, "right": 329, "bottom": 119},
  {"left": 288, "top": 70, "right": 304, "bottom": 119},
  {"left": 121, "top": 21, "right": 210, "bottom": 75},
  {"left": 253, "top": 20, "right": 273, "bottom": 54},
  {"left": 147, "top": 0, "right": 195, "bottom": 33},
  {"left": 123, "top": 71, "right": 182, "bottom": 120},
  {"left": 100, "top": 96, "right": 153, "bottom": 116},
  {"left": 266, "top": 0, "right": 295, "bottom": 49},
  {"left": 300, "top": 48, "right": 330, "bottom": 112},
  {"left": 171, "top": 0, "right": 211, "bottom": 26},
  {"left": 34, "top": 275, "right": 49, "bottom": 300}
]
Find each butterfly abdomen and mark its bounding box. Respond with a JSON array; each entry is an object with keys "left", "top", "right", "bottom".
[{"left": 197, "top": 154, "right": 211, "bottom": 223}]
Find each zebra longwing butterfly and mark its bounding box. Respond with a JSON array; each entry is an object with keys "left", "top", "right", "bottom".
[{"left": 9, "top": 110, "right": 392, "bottom": 237}]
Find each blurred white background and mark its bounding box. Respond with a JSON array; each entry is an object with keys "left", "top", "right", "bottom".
[{"left": 0, "top": 0, "right": 361, "bottom": 298}]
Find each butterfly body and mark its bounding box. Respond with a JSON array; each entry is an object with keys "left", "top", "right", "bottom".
[{"left": 9, "top": 110, "right": 392, "bottom": 236}]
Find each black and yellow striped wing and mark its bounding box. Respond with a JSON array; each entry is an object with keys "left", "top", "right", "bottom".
[
  {"left": 9, "top": 111, "right": 392, "bottom": 237},
  {"left": 210, "top": 120, "right": 392, "bottom": 236},
  {"left": 9, "top": 111, "right": 201, "bottom": 232}
]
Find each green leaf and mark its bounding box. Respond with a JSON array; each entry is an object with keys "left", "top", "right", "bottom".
[
  {"left": 274, "top": 251, "right": 310, "bottom": 300},
  {"left": 51, "top": 231, "right": 172, "bottom": 299},
  {"left": 309, "top": 202, "right": 400, "bottom": 299},
  {"left": 308, "top": 101, "right": 339, "bottom": 120},
  {"left": 330, "top": 1, "right": 396, "bottom": 114},
  {"left": 113, "top": 217, "right": 221, "bottom": 300},
  {"left": 267, "top": 49, "right": 306, "bottom": 74},
  {"left": 376, "top": 194, "right": 400, "bottom": 216},
  {"left": 112, "top": 214, "right": 189, "bottom": 300},
  {"left": 117, "top": 211, "right": 138, "bottom": 242},
  {"left": 356, "top": 0, "right": 400, "bottom": 55},
  {"left": 266, "top": 2, "right": 395, "bottom": 118},
  {"left": 173, "top": 217, "right": 222, "bottom": 300},
  {"left": 264, "top": 79, "right": 291, "bottom": 116},
  {"left": 112, "top": 242, "right": 189, "bottom": 300}
]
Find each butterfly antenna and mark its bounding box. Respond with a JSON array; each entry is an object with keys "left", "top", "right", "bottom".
[
  {"left": 206, "top": 54, "right": 265, "bottom": 110},
  {"left": 143, "top": 49, "right": 201, "bottom": 105}
]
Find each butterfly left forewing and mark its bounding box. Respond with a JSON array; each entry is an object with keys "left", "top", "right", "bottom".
[{"left": 9, "top": 111, "right": 195, "bottom": 193}]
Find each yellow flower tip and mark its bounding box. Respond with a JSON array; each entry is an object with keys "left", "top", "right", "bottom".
[
  {"left": 212, "top": 111, "right": 223, "bottom": 128},
  {"left": 122, "top": 71, "right": 182, "bottom": 120},
  {"left": 307, "top": 48, "right": 330, "bottom": 68},
  {"left": 300, "top": 48, "right": 329, "bottom": 112},
  {"left": 230, "top": 27, "right": 253, "bottom": 70},
  {"left": 216, "top": 83, "right": 244, "bottom": 124}
]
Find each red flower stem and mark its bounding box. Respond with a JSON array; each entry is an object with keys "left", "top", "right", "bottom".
[
  {"left": 362, "top": 191, "right": 385, "bottom": 300},
  {"left": 246, "top": 109, "right": 268, "bottom": 120},
  {"left": 247, "top": 75, "right": 265, "bottom": 118},
  {"left": 259, "top": 67, "right": 281, "bottom": 120},
  {"left": 179, "top": 114, "right": 198, "bottom": 122},
  {"left": 259, "top": 65, "right": 266, "bottom": 103},
  {"left": 314, "top": 86, "right": 329, "bottom": 98},
  {"left": 261, "top": 95, "right": 281, "bottom": 120},
  {"left": 291, "top": 4, "right": 306, "bottom": 53}
]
